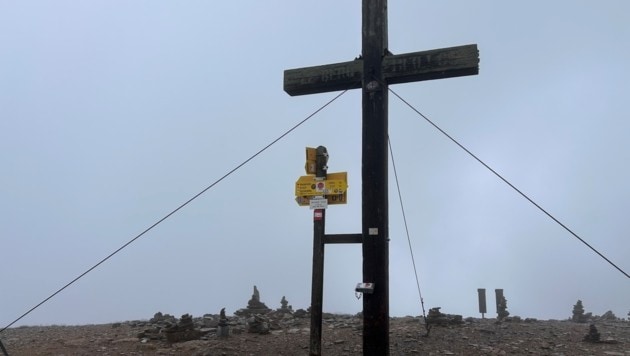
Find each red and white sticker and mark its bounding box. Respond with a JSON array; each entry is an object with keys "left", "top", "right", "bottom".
[{"left": 313, "top": 209, "right": 323, "bottom": 221}]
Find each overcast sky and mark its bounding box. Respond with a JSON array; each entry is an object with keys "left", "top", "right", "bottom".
[{"left": 1, "top": 1, "right": 629, "bottom": 327}]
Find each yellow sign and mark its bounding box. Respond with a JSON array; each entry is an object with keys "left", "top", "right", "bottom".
[
  {"left": 295, "top": 172, "right": 347, "bottom": 197},
  {"left": 305, "top": 160, "right": 316, "bottom": 174},
  {"left": 305, "top": 147, "right": 317, "bottom": 174},
  {"left": 295, "top": 193, "right": 348, "bottom": 207},
  {"left": 306, "top": 147, "right": 317, "bottom": 161}
]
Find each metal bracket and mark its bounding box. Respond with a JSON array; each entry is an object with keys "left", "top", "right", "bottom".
[{"left": 355, "top": 282, "right": 375, "bottom": 294}]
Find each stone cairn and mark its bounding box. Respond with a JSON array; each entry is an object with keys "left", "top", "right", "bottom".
[
  {"left": 235, "top": 285, "right": 271, "bottom": 317},
  {"left": 233, "top": 285, "right": 273, "bottom": 334},
  {"left": 600, "top": 310, "right": 617, "bottom": 321},
  {"left": 497, "top": 295, "right": 510, "bottom": 320},
  {"left": 583, "top": 323, "right": 620, "bottom": 344},
  {"left": 278, "top": 296, "right": 293, "bottom": 313},
  {"left": 150, "top": 312, "right": 177, "bottom": 325},
  {"left": 426, "top": 307, "right": 463, "bottom": 326},
  {"left": 137, "top": 312, "right": 177, "bottom": 341},
  {"left": 217, "top": 307, "right": 229, "bottom": 338},
  {"left": 138, "top": 310, "right": 243, "bottom": 342},
  {"left": 572, "top": 299, "right": 592, "bottom": 323},
  {"left": 164, "top": 314, "right": 202, "bottom": 343},
  {"left": 247, "top": 314, "right": 271, "bottom": 334},
  {"left": 583, "top": 324, "right": 601, "bottom": 342}
]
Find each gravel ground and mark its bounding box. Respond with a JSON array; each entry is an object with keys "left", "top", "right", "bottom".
[{"left": 1, "top": 316, "right": 629, "bottom": 355}]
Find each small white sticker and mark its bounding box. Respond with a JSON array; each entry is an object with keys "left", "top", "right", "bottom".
[
  {"left": 309, "top": 196, "right": 328, "bottom": 210},
  {"left": 368, "top": 228, "right": 378, "bottom": 235}
]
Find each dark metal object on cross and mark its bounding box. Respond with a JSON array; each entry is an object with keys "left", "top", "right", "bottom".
[{"left": 284, "top": 1, "right": 479, "bottom": 355}]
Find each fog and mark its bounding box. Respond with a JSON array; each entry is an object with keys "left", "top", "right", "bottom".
[{"left": 1, "top": 1, "right": 628, "bottom": 327}]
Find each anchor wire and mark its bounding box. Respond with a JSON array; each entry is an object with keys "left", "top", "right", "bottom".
[
  {"left": 389, "top": 88, "right": 629, "bottom": 280},
  {"left": 388, "top": 136, "right": 431, "bottom": 334},
  {"left": 0, "top": 90, "right": 348, "bottom": 334}
]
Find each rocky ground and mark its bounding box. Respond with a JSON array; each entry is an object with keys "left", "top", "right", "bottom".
[{"left": 1, "top": 313, "right": 629, "bottom": 356}]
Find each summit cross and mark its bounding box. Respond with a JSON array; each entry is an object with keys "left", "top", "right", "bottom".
[{"left": 284, "top": 1, "right": 479, "bottom": 355}]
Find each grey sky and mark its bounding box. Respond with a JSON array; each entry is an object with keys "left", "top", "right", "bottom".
[{"left": 1, "top": 1, "right": 629, "bottom": 326}]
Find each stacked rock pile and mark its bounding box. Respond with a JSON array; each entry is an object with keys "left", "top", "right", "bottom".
[
  {"left": 234, "top": 285, "right": 271, "bottom": 317},
  {"left": 426, "top": 307, "right": 463, "bottom": 326},
  {"left": 136, "top": 286, "right": 310, "bottom": 343},
  {"left": 572, "top": 300, "right": 593, "bottom": 323}
]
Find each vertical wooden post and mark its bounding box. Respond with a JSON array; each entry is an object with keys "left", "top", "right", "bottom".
[
  {"left": 309, "top": 208, "right": 325, "bottom": 356},
  {"left": 309, "top": 146, "right": 328, "bottom": 356},
  {"left": 361, "top": 0, "right": 389, "bottom": 355}
]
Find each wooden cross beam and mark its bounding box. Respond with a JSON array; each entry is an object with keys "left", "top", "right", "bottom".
[
  {"left": 284, "top": 1, "right": 479, "bottom": 355},
  {"left": 284, "top": 44, "right": 479, "bottom": 96}
]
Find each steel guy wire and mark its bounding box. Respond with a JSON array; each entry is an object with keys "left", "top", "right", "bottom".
[
  {"left": 0, "top": 90, "right": 349, "bottom": 334},
  {"left": 389, "top": 88, "right": 629, "bottom": 280},
  {"left": 388, "top": 136, "right": 430, "bottom": 334}
]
